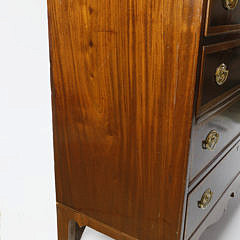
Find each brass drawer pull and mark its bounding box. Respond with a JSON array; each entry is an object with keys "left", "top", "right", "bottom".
[
  {"left": 224, "top": 0, "right": 239, "bottom": 10},
  {"left": 202, "top": 130, "right": 219, "bottom": 151},
  {"left": 198, "top": 189, "right": 213, "bottom": 209},
  {"left": 215, "top": 63, "right": 229, "bottom": 86}
]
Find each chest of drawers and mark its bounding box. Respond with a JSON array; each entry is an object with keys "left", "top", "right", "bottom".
[{"left": 47, "top": 0, "right": 240, "bottom": 239}]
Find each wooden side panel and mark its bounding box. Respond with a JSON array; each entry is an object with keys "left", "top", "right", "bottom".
[{"left": 47, "top": 0, "right": 203, "bottom": 239}]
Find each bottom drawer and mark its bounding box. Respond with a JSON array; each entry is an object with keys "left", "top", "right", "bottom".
[
  {"left": 185, "top": 141, "right": 240, "bottom": 239},
  {"left": 188, "top": 173, "right": 240, "bottom": 240}
]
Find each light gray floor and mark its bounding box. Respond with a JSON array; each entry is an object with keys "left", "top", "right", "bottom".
[{"left": 81, "top": 228, "right": 114, "bottom": 240}]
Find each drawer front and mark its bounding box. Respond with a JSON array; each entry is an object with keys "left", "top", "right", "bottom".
[
  {"left": 185, "top": 141, "right": 240, "bottom": 239},
  {"left": 188, "top": 172, "right": 240, "bottom": 240},
  {"left": 197, "top": 40, "right": 240, "bottom": 117},
  {"left": 190, "top": 99, "right": 240, "bottom": 182},
  {"left": 206, "top": 0, "right": 240, "bottom": 36}
]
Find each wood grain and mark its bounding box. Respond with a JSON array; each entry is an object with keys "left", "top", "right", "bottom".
[
  {"left": 47, "top": 0, "right": 204, "bottom": 239},
  {"left": 57, "top": 203, "right": 137, "bottom": 240}
]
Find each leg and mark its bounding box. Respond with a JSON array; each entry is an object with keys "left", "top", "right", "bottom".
[
  {"left": 68, "top": 220, "right": 86, "bottom": 240},
  {"left": 74, "top": 225, "right": 86, "bottom": 240},
  {"left": 57, "top": 204, "right": 86, "bottom": 240},
  {"left": 57, "top": 205, "right": 69, "bottom": 240},
  {"left": 56, "top": 203, "right": 136, "bottom": 240}
]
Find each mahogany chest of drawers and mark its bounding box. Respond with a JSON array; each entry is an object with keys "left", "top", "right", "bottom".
[{"left": 47, "top": 0, "right": 240, "bottom": 239}]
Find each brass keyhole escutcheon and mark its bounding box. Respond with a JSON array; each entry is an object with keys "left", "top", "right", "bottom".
[
  {"left": 198, "top": 189, "right": 213, "bottom": 209},
  {"left": 224, "top": 0, "right": 239, "bottom": 10},
  {"left": 202, "top": 130, "right": 219, "bottom": 151},
  {"left": 215, "top": 63, "right": 229, "bottom": 86}
]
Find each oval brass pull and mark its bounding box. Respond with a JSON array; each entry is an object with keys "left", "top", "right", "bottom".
[
  {"left": 215, "top": 63, "right": 229, "bottom": 86},
  {"left": 202, "top": 130, "right": 219, "bottom": 151},
  {"left": 224, "top": 0, "right": 239, "bottom": 10},
  {"left": 198, "top": 189, "right": 213, "bottom": 209}
]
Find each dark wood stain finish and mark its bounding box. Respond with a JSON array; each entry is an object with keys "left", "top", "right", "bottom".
[
  {"left": 205, "top": 0, "right": 240, "bottom": 36},
  {"left": 197, "top": 39, "right": 240, "bottom": 116},
  {"left": 47, "top": 0, "right": 204, "bottom": 240}
]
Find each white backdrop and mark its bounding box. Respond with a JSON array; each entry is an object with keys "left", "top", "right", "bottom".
[
  {"left": 0, "top": 0, "right": 57, "bottom": 239},
  {"left": 0, "top": 0, "right": 240, "bottom": 240}
]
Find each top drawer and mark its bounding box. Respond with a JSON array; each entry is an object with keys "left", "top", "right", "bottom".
[{"left": 206, "top": 0, "right": 240, "bottom": 36}]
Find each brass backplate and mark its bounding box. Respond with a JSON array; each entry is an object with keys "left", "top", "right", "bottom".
[
  {"left": 198, "top": 189, "right": 213, "bottom": 209},
  {"left": 224, "top": 0, "right": 239, "bottom": 10},
  {"left": 215, "top": 63, "right": 229, "bottom": 86}
]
